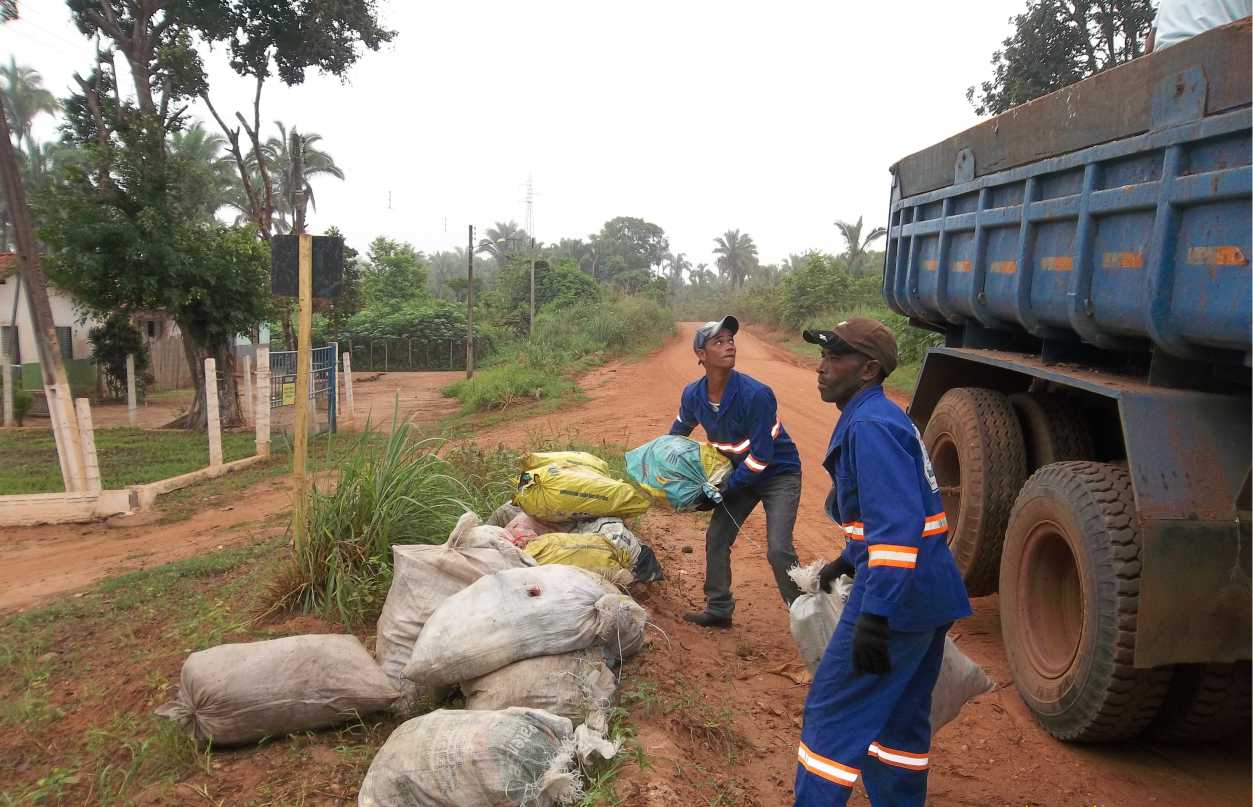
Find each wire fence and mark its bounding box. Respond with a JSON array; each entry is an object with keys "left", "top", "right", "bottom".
[{"left": 343, "top": 337, "right": 490, "bottom": 372}]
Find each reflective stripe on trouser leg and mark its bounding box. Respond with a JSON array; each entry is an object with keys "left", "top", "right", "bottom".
[
  {"left": 861, "top": 625, "right": 947, "bottom": 807},
  {"left": 793, "top": 617, "right": 947, "bottom": 807}
]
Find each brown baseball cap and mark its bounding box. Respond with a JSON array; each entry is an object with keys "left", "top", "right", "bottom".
[{"left": 803, "top": 317, "right": 898, "bottom": 376}]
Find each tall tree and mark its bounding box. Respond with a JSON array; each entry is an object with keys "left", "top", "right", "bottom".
[
  {"left": 664, "top": 251, "right": 691, "bottom": 288},
  {"left": 713, "top": 229, "right": 758, "bottom": 290},
  {"left": 260, "top": 121, "right": 344, "bottom": 234},
  {"left": 476, "top": 220, "right": 529, "bottom": 265},
  {"left": 590, "top": 216, "right": 669, "bottom": 282},
  {"left": 362, "top": 237, "right": 427, "bottom": 307},
  {"left": 0, "top": 57, "right": 59, "bottom": 151},
  {"left": 834, "top": 216, "right": 887, "bottom": 275},
  {"left": 168, "top": 121, "right": 235, "bottom": 218},
  {"left": 967, "top": 0, "right": 1154, "bottom": 116}
]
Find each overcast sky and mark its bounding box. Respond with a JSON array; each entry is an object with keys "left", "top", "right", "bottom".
[{"left": 4, "top": 1, "right": 1023, "bottom": 269}]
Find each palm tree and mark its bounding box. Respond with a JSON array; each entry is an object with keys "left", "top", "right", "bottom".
[
  {"left": 713, "top": 229, "right": 758, "bottom": 290},
  {"left": 261, "top": 121, "right": 345, "bottom": 234},
  {"left": 169, "top": 122, "right": 236, "bottom": 219},
  {"left": 834, "top": 216, "right": 887, "bottom": 273},
  {"left": 664, "top": 251, "right": 691, "bottom": 287},
  {"left": 0, "top": 57, "right": 59, "bottom": 151},
  {"left": 476, "top": 220, "right": 530, "bottom": 265}
]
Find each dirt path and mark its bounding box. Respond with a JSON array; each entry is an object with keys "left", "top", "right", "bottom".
[{"left": 476, "top": 323, "right": 1250, "bottom": 807}]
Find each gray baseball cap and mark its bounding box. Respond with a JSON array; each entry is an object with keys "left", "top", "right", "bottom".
[{"left": 693, "top": 316, "right": 740, "bottom": 351}]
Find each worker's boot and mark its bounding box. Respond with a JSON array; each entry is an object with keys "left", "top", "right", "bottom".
[{"left": 682, "top": 610, "right": 732, "bottom": 629}]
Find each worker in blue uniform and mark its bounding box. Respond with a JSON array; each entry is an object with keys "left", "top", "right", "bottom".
[
  {"left": 669, "top": 316, "right": 803, "bottom": 628},
  {"left": 793, "top": 317, "right": 971, "bottom": 807}
]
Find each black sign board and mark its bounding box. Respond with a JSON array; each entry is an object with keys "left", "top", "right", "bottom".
[{"left": 270, "top": 235, "right": 344, "bottom": 299}]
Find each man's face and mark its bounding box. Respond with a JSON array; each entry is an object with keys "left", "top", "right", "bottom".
[
  {"left": 817, "top": 348, "right": 875, "bottom": 406},
  {"left": 697, "top": 329, "right": 736, "bottom": 370}
]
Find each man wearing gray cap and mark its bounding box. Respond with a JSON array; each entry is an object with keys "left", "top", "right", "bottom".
[{"left": 669, "top": 315, "right": 803, "bottom": 628}]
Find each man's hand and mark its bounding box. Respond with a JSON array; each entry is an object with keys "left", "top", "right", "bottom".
[
  {"left": 852, "top": 613, "right": 891, "bottom": 675},
  {"left": 692, "top": 493, "right": 717, "bottom": 512},
  {"left": 818, "top": 557, "right": 855, "bottom": 593}
]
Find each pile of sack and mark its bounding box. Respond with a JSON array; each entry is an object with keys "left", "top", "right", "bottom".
[
  {"left": 498, "top": 451, "right": 664, "bottom": 585},
  {"left": 156, "top": 447, "right": 658, "bottom": 807},
  {"left": 787, "top": 561, "right": 995, "bottom": 735}
]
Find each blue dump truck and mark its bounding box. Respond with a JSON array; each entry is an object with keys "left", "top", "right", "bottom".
[{"left": 884, "top": 20, "right": 1251, "bottom": 743}]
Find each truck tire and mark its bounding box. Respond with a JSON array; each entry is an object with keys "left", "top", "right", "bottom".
[
  {"left": 1008, "top": 393, "right": 1094, "bottom": 471},
  {"left": 1147, "top": 661, "right": 1252, "bottom": 743},
  {"left": 922, "top": 387, "right": 1027, "bottom": 596},
  {"left": 1000, "top": 462, "right": 1172, "bottom": 742}
]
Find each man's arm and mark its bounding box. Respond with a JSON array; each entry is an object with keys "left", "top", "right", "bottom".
[
  {"left": 669, "top": 389, "right": 696, "bottom": 436},
  {"left": 851, "top": 421, "right": 928, "bottom": 623},
  {"left": 722, "top": 388, "right": 782, "bottom": 490}
]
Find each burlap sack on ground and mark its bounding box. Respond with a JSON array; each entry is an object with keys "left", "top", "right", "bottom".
[
  {"left": 357, "top": 707, "right": 579, "bottom": 807},
  {"left": 375, "top": 512, "right": 532, "bottom": 704},
  {"left": 404, "top": 565, "right": 647, "bottom": 687},
  {"left": 487, "top": 501, "right": 523, "bottom": 527},
  {"left": 787, "top": 560, "right": 995, "bottom": 735},
  {"left": 463, "top": 648, "right": 618, "bottom": 725},
  {"left": 156, "top": 634, "right": 398, "bottom": 746}
]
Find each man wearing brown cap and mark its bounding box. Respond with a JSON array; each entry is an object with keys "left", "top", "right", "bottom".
[{"left": 793, "top": 317, "right": 969, "bottom": 807}]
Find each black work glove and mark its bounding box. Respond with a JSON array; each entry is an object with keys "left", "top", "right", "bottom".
[
  {"left": 852, "top": 613, "right": 891, "bottom": 675},
  {"left": 818, "top": 557, "right": 856, "bottom": 593}
]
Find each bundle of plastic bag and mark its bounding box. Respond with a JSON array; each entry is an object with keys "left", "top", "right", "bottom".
[
  {"left": 514, "top": 463, "right": 650, "bottom": 522},
  {"left": 787, "top": 560, "right": 995, "bottom": 735},
  {"left": 463, "top": 648, "right": 617, "bottom": 726},
  {"left": 404, "top": 565, "right": 647, "bottom": 687},
  {"left": 156, "top": 635, "right": 398, "bottom": 746},
  {"left": 375, "top": 512, "right": 532, "bottom": 703},
  {"left": 571, "top": 517, "right": 664, "bottom": 583},
  {"left": 524, "top": 533, "right": 636, "bottom": 585},
  {"left": 357, "top": 708, "right": 580, "bottom": 807},
  {"left": 625, "top": 435, "right": 732, "bottom": 510}
]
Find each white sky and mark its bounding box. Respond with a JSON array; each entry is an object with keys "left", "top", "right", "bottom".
[{"left": 3, "top": 0, "right": 1021, "bottom": 269}]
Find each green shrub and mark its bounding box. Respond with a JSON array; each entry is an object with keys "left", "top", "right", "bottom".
[
  {"left": 444, "top": 364, "right": 575, "bottom": 412},
  {"left": 273, "top": 417, "right": 516, "bottom": 624},
  {"left": 12, "top": 384, "right": 33, "bottom": 426}
]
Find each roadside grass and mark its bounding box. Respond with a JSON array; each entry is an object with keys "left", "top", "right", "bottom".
[
  {"left": 0, "top": 427, "right": 257, "bottom": 495},
  {"left": 444, "top": 295, "right": 675, "bottom": 414}
]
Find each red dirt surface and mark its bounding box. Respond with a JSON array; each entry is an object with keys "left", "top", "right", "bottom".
[{"left": 2, "top": 324, "right": 1247, "bottom": 805}]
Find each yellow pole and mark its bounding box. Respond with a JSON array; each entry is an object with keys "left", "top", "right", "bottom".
[{"left": 293, "top": 234, "right": 313, "bottom": 552}]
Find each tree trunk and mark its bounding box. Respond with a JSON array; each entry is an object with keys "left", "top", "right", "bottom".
[{"left": 165, "top": 330, "right": 247, "bottom": 430}]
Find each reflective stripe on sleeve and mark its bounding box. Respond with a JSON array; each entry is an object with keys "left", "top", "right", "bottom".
[
  {"left": 710, "top": 437, "right": 751, "bottom": 454},
  {"left": 843, "top": 522, "right": 865, "bottom": 541},
  {"left": 867, "top": 544, "right": 918, "bottom": 569},
  {"left": 743, "top": 454, "right": 767, "bottom": 472},
  {"left": 771, "top": 420, "right": 782, "bottom": 438},
  {"left": 922, "top": 512, "right": 948, "bottom": 537}
]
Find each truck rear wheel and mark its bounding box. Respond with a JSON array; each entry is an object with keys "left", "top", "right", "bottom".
[
  {"left": 1000, "top": 462, "right": 1171, "bottom": 742},
  {"left": 1148, "top": 661, "right": 1252, "bottom": 742},
  {"left": 922, "top": 387, "right": 1027, "bottom": 596},
  {"left": 1009, "top": 393, "right": 1094, "bottom": 471}
]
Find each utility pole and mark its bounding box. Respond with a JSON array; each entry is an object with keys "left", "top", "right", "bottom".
[
  {"left": 466, "top": 225, "right": 475, "bottom": 378},
  {"left": 529, "top": 237, "right": 536, "bottom": 336},
  {"left": 0, "top": 88, "right": 86, "bottom": 491}
]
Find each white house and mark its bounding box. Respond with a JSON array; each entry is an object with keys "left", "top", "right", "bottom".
[{"left": 0, "top": 253, "right": 102, "bottom": 365}]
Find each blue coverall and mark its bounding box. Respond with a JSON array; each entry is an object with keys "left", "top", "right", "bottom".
[{"left": 794, "top": 385, "right": 971, "bottom": 807}]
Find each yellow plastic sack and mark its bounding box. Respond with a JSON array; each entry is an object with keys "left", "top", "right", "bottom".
[
  {"left": 519, "top": 450, "right": 610, "bottom": 475},
  {"left": 514, "top": 465, "right": 650, "bottom": 521},
  {"left": 699, "top": 442, "right": 733, "bottom": 487},
  {"left": 524, "top": 533, "right": 634, "bottom": 584}
]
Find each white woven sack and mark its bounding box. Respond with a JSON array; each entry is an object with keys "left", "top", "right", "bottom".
[
  {"left": 357, "top": 707, "right": 579, "bottom": 807},
  {"left": 375, "top": 512, "right": 532, "bottom": 705},
  {"left": 404, "top": 565, "right": 646, "bottom": 687},
  {"left": 156, "top": 634, "right": 398, "bottom": 746},
  {"left": 463, "top": 648, "right": 617, "bottom": 725}
]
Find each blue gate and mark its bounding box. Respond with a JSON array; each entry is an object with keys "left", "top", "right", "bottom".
[{"left": 269, "top": 344, "right": 337, "bottom": 433}]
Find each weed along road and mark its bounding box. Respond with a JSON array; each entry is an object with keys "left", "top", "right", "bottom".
[{"left": 1, "top": 325, "right": 1248, "bottom": 805}]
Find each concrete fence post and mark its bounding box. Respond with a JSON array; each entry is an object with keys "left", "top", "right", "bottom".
[
  {"left": 74, "top": 397, "right": 102, "bottom": 494},
  {"left": 343, "top": 352, "right": 355, "bottom": 420},
  {"left": 255, "top": 347, "right": 271, "bottom": 458},
  {"left": 205, "top": 357, "right": 223, "bottom": 467},
  {"left": 241, "top": 354, "right": 253, "bottom": 427},
  {"left": 126, "top": 353, "right": 137, "bottom": 427},
  {"left": 2, "top": 352, "right": 12, "bottom": 427}
]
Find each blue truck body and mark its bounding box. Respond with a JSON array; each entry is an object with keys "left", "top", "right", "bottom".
[{"left": 884, "top": 19, "right": 1250, "bottom": 676}]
